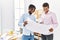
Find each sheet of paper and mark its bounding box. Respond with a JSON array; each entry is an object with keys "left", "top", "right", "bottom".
[{"left": 25, "top": 20, "right": 53, "bottom": 34}]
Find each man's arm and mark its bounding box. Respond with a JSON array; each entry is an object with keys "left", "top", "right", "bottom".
[
  {"left": 18, "top": 14, "right": 24, "bottom": 28},
  {"left": 51, "top": 13, "right": 58, "bottom": 29},
  {"left": 49, "top": 13, "right": 58, "bottom": 32},
  {"left": 18, "top": 14, "right": 28, "bottom": 28}
]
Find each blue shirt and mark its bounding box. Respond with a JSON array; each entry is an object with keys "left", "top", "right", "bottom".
[{"left": 18, "top": 13, "right": 36, "bottom": 35}]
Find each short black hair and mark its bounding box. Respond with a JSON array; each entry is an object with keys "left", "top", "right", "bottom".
[
  {"left": 43, "top": 3, "right": 49, "bottom": 8},
  {"left": 29, "top": 4, "right": 36, "bottom": 9}
]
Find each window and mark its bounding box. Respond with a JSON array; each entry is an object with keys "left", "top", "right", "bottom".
[{"left": 15, "top": 0, "right": 24, "bottom": 31}]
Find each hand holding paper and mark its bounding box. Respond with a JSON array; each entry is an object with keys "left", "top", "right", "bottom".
[
  {"left": 25, "top": 20, "right": 53, "bottom": 35},
  {"left": 49, "top": 28, "right": 53, "bottom": 32},
  {"left": 23, "top": 21, "right": 28, "bottom": 26}
]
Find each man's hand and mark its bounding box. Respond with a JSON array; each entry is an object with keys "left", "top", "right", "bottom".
[
  {"left": 23, "top": 21, "right": 28, "bottom": 26},
  {"left": 40, "top": 22, "right": 44, "bottom": 24},
  {"left": 49, "top": 28, "right": 53, "bottom": 32},
  {"left": 20, "top": 28, "right": 23, "bottom": 34},
  {"left": 34, "top": 32, "right": 41, "bottom": 37}
]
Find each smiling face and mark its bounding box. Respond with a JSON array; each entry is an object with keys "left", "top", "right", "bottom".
[
  {"left": 28, "top": 4, "right": 36, "bottom": 15},
  {"left": 29, "top": 8, "right": 35, "bottom": 14}
]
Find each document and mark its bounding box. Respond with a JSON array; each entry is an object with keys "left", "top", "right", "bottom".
[{"left": 25, "top": 20, "right": 53, "bottom": 34}]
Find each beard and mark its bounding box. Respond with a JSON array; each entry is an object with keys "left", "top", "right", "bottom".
[{"left": 29, "top": 11, "right": 32, "bottom": 15}]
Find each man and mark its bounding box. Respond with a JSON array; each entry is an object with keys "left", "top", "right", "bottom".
[
  {"left": 18, "top": 4, "right": 36, "bottom": 40},
  {"left": 39, "top": 3, "right": 58, "bottom": 40}
]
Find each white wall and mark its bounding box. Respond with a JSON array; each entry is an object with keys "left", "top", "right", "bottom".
[
  {"left": 0, "top": 2, "right": 2, "bottom": 33},
  {"left": 0, "top": 0, "right": 14, "bottom": 34}
]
